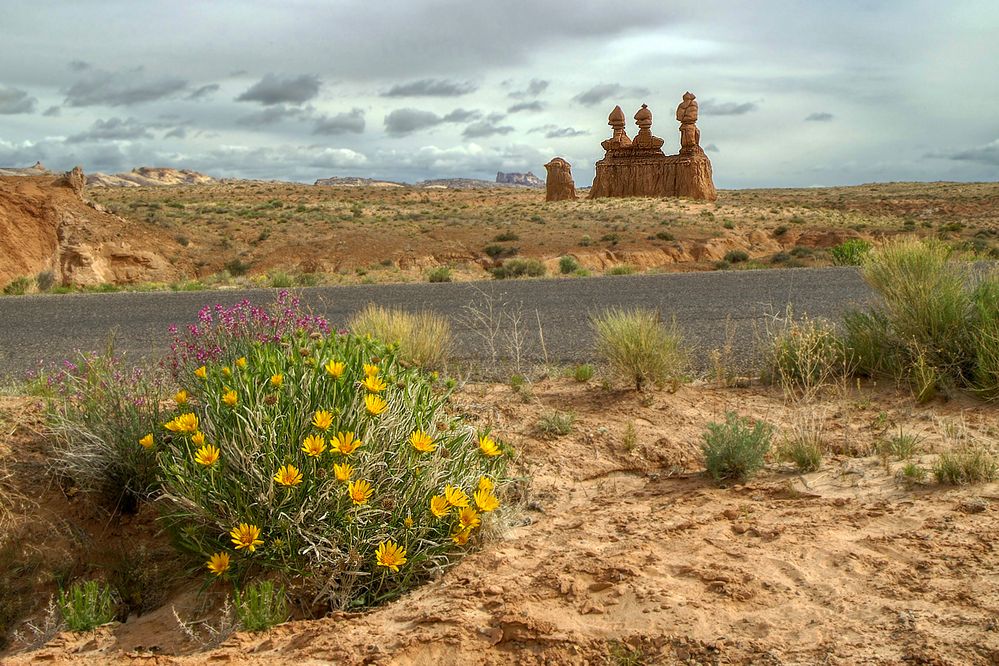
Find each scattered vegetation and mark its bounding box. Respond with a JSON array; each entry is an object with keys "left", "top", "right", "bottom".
[
  {"left": 535, "top": 411, "right": 575, "bottom": 439},
  {"left": 348, "top": 304, "right": 452, "bottom": 369},
  {"left": 558, "top": 255, "right": 580, "bottom": 274},
  {"left": 491, "top": 258, "right": 546, "bottom": 279},
  {"left": 58, "top": 580, "right": 117, "bottom": 632},
  {"left": 702, "top": 412, "right": 774, "bottom": 483},
  {"left": 591, "top": 308, "right": 687, "bottom": 391},
  {"left": 763, "top": 312, "right": 847, "bottom": 400},
  {"left": 572, "top": 364, "right": 595, "bottom": 382},
  {"left": 933, "top": 445, "right": 998, "bottom": 485},
  {"left": 233, "top": 581, "right": 289, "bottom": 632},
  {"left": 426, "top": 266, "right": 453, "bottom": 283},
  {"left": 830, "top": 239, "right": 872, "bottom": 265}
]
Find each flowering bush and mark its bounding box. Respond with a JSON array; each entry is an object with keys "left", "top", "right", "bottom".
[{"left": 154, "top": 297, "right": 510, "bottom": 609}]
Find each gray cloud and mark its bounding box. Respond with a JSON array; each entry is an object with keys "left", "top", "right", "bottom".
[
  {"left": 384, "top": 108, "right": 443, "bottom": 136},
  {"left": 704, "top": 143, "right": 719, "bottom": 153},
  {"left": 313, "top": 108, "right": 365, "bottom": 135},
  {"left": 508, "top": 79, "right": 549, "bottom": 99},
  {"left": 66, "top": 117, "right": 154, "bottom": 143},
  {"left": 236, "top": 105, "right": 310, "bottom": 127},
  {"left": 442, "top": 108, "right": 481, "bottom": 123},
  {"left": 382, "top": 79, "right": 477, "bottom": 97},
  {"left": 508, "top": 101, "right": 545, "bottom": 113},
  {"left": 43, "top": 106, "right": 61, "bottom": 117},
  {"left": 805, "top": 112, "right": 834, "bottom": 122},
  {"left": 0, "top": 87, "right": 37, "bottom": 114},
  {"left": 164, "top": 127, "right": 188, "bottom": 139},
  {"left": 931, "top": 139, "right": 999, "bottom": 167},
  {"left": 462, "top": 121, "right": 515, "bottom": 139},
  {"left": 64, "top": 67, "right": 188, "bottom": 107},
  {"left": 545, "top": 127, "right": 587, "bottom": 139},
  {"left": 187, "top": 83, "right": 221, "bottom": 101},
  {"left": 572, "top": 83, "right": 650, "bottom": 107},
  {"left": 236, "top": 74, "right": 321, "bottom": 106},
  {"left": 699, "top": 99, "right": 758, "bottom": 115},
  {"left": 68, "top": 60, "right": 90, "bottom": 72}
]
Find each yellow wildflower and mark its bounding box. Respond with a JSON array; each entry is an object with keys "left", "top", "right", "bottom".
[
  {"left": 452, "top": 528, "right": 471, "bottom": 545},
  {"left": 348, "top": 479, "right": 373, "bottom": 505},
  {"left": 333, "top": 462, "right": 354, "bottom": 482},
  {"left": 192, "top": 431, "right": 206, "bottom": 447},
  {"left": 363, "top": 363, "right": 380, "bottom": 377},
  {"left": 274, "top": 464, "right": 303, "bottom": 487},
  {"left": 324, "top": 360, "right": 345, "bottom": 378},
  {"left": 302, "top": 434, "right": 327, "bottom": 458},
  {"left": 138, "top": 433, "right": 154, "bottom": 449},
  {"left": 194, "top": 365, "right": 207, "bottom": 379},
  {"left": 194, "top": 444, "right": 220, "bottom": 466},
  {"left": 165, "top": 412, "right": 199, "bottom": 433},
  {"left": 444, "top": 484, "right": 469, "bottom": 508},
  {"left": 361, "top": 375, "right": 387, "bottom": 393},
  {"left": 365, "top": 394, "right": 388, "bottom": 416},
  {"left": 430, "top": 495, "right": 450, "bottom": 518},
  {"left": 404, "top": 515, "right": 414, "bottom": 528},
  {"left": 235, "top": 356, "right": 247, "bottom": 369},
  {"left": 478, "top": 433, "right": 502, "bottom": 457},
  {"left": 457, "top": 506, "right": 481, "bottom": 531},
  {"left": 474, "top": 488, "right": 500, "bottom": 512},
  {"left": 222, "top": 388, "right": 238, "bottom": 407},
  {"left": 206, "top": 552, "right": 230, "bottom": 576},
  {"left": 230, "top": 523, "right": 263, "bottom": 552},
  {"left": 270, "top": 373, "right": 283, "bottom": 387},
  {"left": 478, "top": 476, "right": 494, "bottom": 493},
  {"left": 174, "top": 389, "right": 189, "bottom": 405},
  {"left": 410, "top": 430, "right": 435, "bottom": 453},
  {"left": 222, "top": 366, "right": 232, "bottom": 377},
  {"left": 333, "top": 431, "right": 363, "bottom": 455},
  {"left": 312, "top": 409, "right": 334, "bottom": 431},
  {"left": 375, "top": 540, "right": 407, "bottom": 572}
]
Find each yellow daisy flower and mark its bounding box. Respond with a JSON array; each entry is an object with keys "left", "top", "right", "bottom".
[
  {"left": 206, "top": 552, "right": 230, "bottom": 576},
  {"left": 363, "top": 363, "right": 380, "bottom": 377},
  {"left": 302, "top": 434, "right": 327, "bottom": 458},
  {"left": 192, "top": 431, "right": 206, "bottom": 447},
  {"left": 230, "top": 523, "right": 263, "bottom": 552},
  {"left": 194, "top": 444, "right": 220, "bottom": 466},
  {"left": 333, "top": 462, "right": 354, "bottom": 482},
  {"left": 235, "top": 356, "right": 248, "bottom": 369},
  {"left": 361, "top": 375, "right": 387, "bottom": 393},
  {"left": 478, "top": 433, "right": 502, "bottom": 457},
  {"left": 222, "top": 366, "right": 232, "bottom": 377},
  {"left": 375, "top": 540, "right": 407, "bottom": 572},
  {"left": 324, "top": 360, "right": 345, "bottom": 378},
  {"left": 194, "top": 365, "right": 207, "bottom": 379},
  {"left": 312, "top": 409, "right": 334, "bottom": 431},
  {"left": 165, "top": 412, "right": 199, "bottom": 433},
  {"left": 457, "top": 506, "right": 481, "bottom": 531},
  {"left": 444, "top": 484, "right": 469, "bottom": 508},
  {"left": 274, "top": 464, "right": 303, "bottom": 487},
  {"left": 404, "top": 515, "right": 414, "bottom": 528},
  {"left": 452, "top": 528, "right": 471, "bottom": 545},
  {"left": 478, "top": 476, "right": 495, "bottom": 493},
  {"left": 138, "top": 433, "right": 154, "bottom": 449},
  {"left": 348, "top": 479, "right": 373, "bottom": 505},
  {"left": 409, "top": 430, "right": 436, "bottom": 453},
  {"left": 222, "top": 388, "right": 238, "bottom": 407},
  {"left": 333, "top": 431, "right": 363, "bottom": 455},
  {"left": 365, "top": 394, "right": 388, "bottom": 416},
  {"left": 270, "top": 373, "right": 283, "bottom": 387},
  {"left": 174, "top": 389, "right": 189, "bottom": 405},
  {"left": 430, "top": 495, "right": 450, "bottom": 518},
  {"left": 474, "top": 488, "right": 500, "bottom": 512}
]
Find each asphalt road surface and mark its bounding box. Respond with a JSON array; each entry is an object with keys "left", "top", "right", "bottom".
[{"left": 0, "top": 267, "right": 874, "bottom": 379}]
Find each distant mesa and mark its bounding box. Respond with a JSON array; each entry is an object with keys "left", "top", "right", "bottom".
[
  {"left": 0, "top": 161, "right": 50, "bottom": 177},
  {"left": 86, "top": 167, "right": 217, "bottom": 188},
  {"left": 495, "top": 171, "right": 544, "bottom": 188},
  {"left": 315, "top": 176, "right": 405, "bottom": 188},
  {"left": 587, "top": 93, "right": 716, "bottom": 201}
]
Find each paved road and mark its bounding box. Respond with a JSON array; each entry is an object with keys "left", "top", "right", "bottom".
[{"left": 0, "top": 268, "right": 874, "bottom": 378}]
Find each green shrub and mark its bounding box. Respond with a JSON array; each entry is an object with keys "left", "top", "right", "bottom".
[
  {"left": 535, "top": 411, "right": 575, "bottom": 439},
  {"left": 778, "top": 417, "right": 823, "bottom": 473},
  {"left": 58, "top": 580, "right": 117, "bottom": 632},
  {"left": 830, "top": 239, "right": 872, "bottom": 265},
  {"left": 483, "top": 244, "right": 517, "bottom": 259},
  {"left": 268, "top": 271, "right": 294, "bottom": 288},
  {"left": 900, "top": 462, "right": 928, "bottom": 485},
  {"left": 655, "top": 231, "right": 675, "bottom": 241},
  {"left": 572, "top": 364, "right": 595, "bottom": 382},
  {"left": 234, "top": 581, "right": 289, "bottom": 632},
  {"left": 224, "top": 258, "right": 252, "bottom": 277},
  {"left": 2, "top": 276, "right": 30, "bottom": 296},
  {"left": 877, "top": 429, "right": 922, "bottom": 460},
  {"left": 493, "top": 231, "right": 519, "bottom": 242},
  {"left": 491, "top": 259, "right": 546, "bottom": 280},
  {"left": 606, "top": 265, "right": 635, "bottom": 276},
  {"left": 723, "top": 250, "right": 749, "bottom": 264},
  {"left": 702, "top": 412, "right": 774, "bottom": 483},
  {"left": 591, "top": 308, "right": 687, "bottom": 391},
  {"left": 933, "top": 446, "right": 998, "bottom": 485},
  {"left": 348, "top": 304, "right": 452, "bottom": 369},
  {"left": 36, "top": 270, "right": 56, "bottom": 292},
  {"left": 426, "top": 266, "right": 453, "bottom": 283},
  {"left": 764, "top": 313, "right": 847, "bottom": 399},
  {"left": 157, "top": 295, "right": 510, "bottom": 610},
  {"left": 558, "top": 255, "right": 580, "bottom": 274}
]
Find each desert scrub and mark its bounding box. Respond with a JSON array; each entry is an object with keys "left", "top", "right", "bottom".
[
  {"left": 58, "top": 580, "right": 117, "bottom": 632},
  {"left": 843, "top": 239, "right": 999, "bottom": 401},
  {"left": 234, "top": 581, "right": 289, "bottom": 631},
  {"left": 830, "top": 238, "right": 872, "bottom": 265},
  {"left": 40, "top": 346, "right": 169, "bottom": 511},
  {"left": 933, "top": 445, "right": 998, "bottom": 485},
  {"left": 348, "top": 304, "right": 452, "bottom": 370},
  {"left": 491, "top": 258, "right": 546, "bottom": 279},
  {"left": 572, "top": 363, "right": 595, "bottom": 382},
  {"left": 425, "top": 266, "right": 452, "bottom": 283},
  {"left": 156, "top": 295, "right": 510, "bottom": 610},
  {"left": 702, "top": 412, "right": 774, "bottom": 482},
  {"left": 535, "top": 410, "right": 575, "bottom": 439},
  {"left": 591, "top": 308, "right": 688, "bottom": 391},
  {"left": 763, "top": 311, "right": 848, "bottom": 400}
]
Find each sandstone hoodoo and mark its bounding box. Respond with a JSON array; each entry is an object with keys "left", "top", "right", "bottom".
[
  {"left": 544, "top": 157, "right": 577, "bottom": 201},
  {"left": 589, "top": 93, "right": 716, "bottom": 201}
]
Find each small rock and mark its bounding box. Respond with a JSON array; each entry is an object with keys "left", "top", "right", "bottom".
[{"left": 957, "top": 497, "right": 989, "bottom": 514}]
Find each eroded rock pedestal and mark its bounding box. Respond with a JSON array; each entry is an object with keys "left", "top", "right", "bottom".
[
  {"left": 590, "top": 95, "right": 716, "bottom": 201},
  {"left": 544, "top": 157, "right": 576, "bottom": 201}
]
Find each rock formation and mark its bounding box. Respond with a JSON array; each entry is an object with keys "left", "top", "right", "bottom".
[
  {"left": 85, "top": 167, "right": 217, "bottom": 188},
  {"left": 544, "top": 158, "right": 576, "bottom": 201},
  {"left": 58, "top": 166, "right": 86, "bottom": 196},
  {"left": 496, "top": 171, "right": 545, "bottom": 187},
  {"left": 589, "top": 95, "right": 716, "bottom": 201}
]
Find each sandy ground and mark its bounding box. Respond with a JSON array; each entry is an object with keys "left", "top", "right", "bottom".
[{"left": 2, "top": 378, "right": 998, "bottom": 665}]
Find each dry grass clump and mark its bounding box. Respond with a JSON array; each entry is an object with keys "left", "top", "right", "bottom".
[
  {"left": 933, "top": 445, "right": 998, "bottom": 485},
  {"left": 349, "top": 304, "right": 452, "bottom": 370},
  {"left": 763, "top": 310, "right": 848, "bottom": 401},
  {"left": 591, "top": 308, "right": 688, "bottom": 391},
  {"left": 777, "top": 412, "right": 825, "bottom": 472}
]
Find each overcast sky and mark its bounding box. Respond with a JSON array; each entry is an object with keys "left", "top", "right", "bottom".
[{"left": 1, "top": 0, "right": 997, "bottom": 188}]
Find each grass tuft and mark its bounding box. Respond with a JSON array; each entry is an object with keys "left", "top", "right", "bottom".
[
  {"left": 591, "top": 308, "right": 687, "bottom": 391},
  {"left": 702, "top": 412, "right": 773, "bottom": 483}
]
